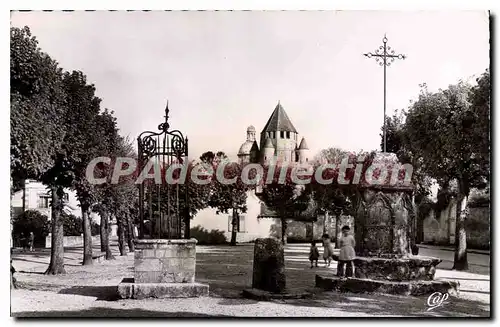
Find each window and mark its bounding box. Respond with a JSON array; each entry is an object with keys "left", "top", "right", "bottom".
[
  {"left": 286, "top": 131, "right": 290, "bottom": 139},
  {"left": 38, "top": 196, "right": 50, "bottom": 208},
  {"left": 280, "top": 131, "right": 284, "bottom": 138}
]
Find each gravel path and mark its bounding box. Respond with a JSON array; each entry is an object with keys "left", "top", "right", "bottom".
[{"left": 11, "top": 241, "right": 491, "bottom": 317}]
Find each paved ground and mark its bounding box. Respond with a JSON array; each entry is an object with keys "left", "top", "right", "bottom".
[{"left": 11, "top": 240, "right": 491, "bottom": 318}]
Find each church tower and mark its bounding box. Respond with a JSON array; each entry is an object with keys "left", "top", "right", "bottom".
[
  {"left": 259, "top": 102, "right": 299, "bottom": 164},
  {"left": 237, "top": 125, "right": 259, "bottom": 164}
]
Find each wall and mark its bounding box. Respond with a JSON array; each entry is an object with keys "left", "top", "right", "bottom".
[
  {"left": 45, "top": 234, "right": 101, "bottom": 248},
  {"left": 191, "top": 191, "right": 275, "bottom": 242},
  {"left": 422, "top": 197, "right": 489, "bottom": 249},
  {"left": 466, "top": 204, "right": 490, "bottom": 249}
]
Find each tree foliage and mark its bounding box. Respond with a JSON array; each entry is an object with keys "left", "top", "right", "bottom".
[
  {"left": 10, "top": 26, "right": 67, "bottom": 188},
  {"left": 387, "top": 71, "right": 490, "bottom": 270}
]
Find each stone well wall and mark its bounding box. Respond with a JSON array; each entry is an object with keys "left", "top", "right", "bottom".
[{"left": 134, "top": 239, "right": 196, "bottom": 284}]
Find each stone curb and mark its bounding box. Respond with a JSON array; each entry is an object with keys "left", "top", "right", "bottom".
[
  {"left": 315, "top": 274, "right": 459, "bottom": 297},
  {"left": 242, "top": 288, "right": 313, "bottom": 301}
]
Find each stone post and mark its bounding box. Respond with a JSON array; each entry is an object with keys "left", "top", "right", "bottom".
[{"left": 252, "top": 238, "right": 286, "bottom": 293}]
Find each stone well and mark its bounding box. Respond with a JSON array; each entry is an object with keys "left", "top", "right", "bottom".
[
  {"left": 316, "top": 152, "right": 459, "bottom": 296},
  {"left": 118, "top": 239, "right": 209, "bottom": 299}
]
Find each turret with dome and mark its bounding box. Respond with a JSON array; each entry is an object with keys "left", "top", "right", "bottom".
[{"left": 237, "top": 102, "right": 309, "bottom": 165}]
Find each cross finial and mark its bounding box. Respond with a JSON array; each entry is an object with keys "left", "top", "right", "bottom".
[{"left": 164, "top": 100, "right": 169, "bottom": 122}]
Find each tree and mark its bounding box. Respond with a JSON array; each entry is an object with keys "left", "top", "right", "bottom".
[
  {"left": 311, "top": 148, "right": 353, "bottom": 245},
  {"left": 200, "top": 151, "right": 250, "bottom": 245},
  {"left": 403, "top": 74, "right": 490, "bottom": 270},
  {"left": 109, "top": 136, "right": 138, "bottom": 255},
  {"left": 258, "top": 165, "right": 313, "bottom": 245},
  {"left": 62, "top": 70, "right": 106, "bottom": 265},
  {"left": 10, "top": 26, "right": 69, "bottom": 275},
  {"left": 382, "top": 109, "right": 433, "bottom": 204},
  {"left": 92, "top": 110, "right": 120, "bottom": 259}
]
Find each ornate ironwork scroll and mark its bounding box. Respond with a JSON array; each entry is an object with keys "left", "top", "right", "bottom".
[{"left": 137, "top": 102, "right": 189, "bottom": 239}]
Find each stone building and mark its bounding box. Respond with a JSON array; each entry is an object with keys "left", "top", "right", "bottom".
[
  {"left": 11, "top": 180, "right": 84, "bottom": 220},
  {"left": 193, "top": 102, "right": 323, "bottom": 243},
  {"left": 11, "top": 180, "right": 116, "bottom": 246},
  {"left": 237, "top": 101, "right": 310, "bottom": 166},
  {"left": 192, "top": 102, "right": 355, "bottom": 244}
]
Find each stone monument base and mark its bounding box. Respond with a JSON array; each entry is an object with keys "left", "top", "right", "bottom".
[
  {"left": 118, "top": 238, "right": 209, "bottom": 299},
  {"left": 315, "top": 275, "right": 459, "bottom": 296},
  {"left": 353, "top": 256, "right": 442, "bottom": 281},
  {"left": 118, "top": 278, "right": 209, "bottom": 299}
]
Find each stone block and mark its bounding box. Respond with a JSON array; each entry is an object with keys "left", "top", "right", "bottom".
[
  {"left": 160, "top": 258, "right": 182, "bottom": 271},
  {"left": 135, "top": 258, "right": 161, "bottom": 272},
  {"left": 252, "top": 238, "right": 286, "bottom": 293},
  {"left": 141, "top": 249, "right": 156, "bottom": 258},
  {"left": 353, "top": 256, "right": 442, "bottom": 281},
  {"left": 134, "top": 250, "right": 143, "bottom": 260},
  {"left": 315, "top": 275, "right": 460, "bottom": 297},
  {"left": 135, "top": 271, "right": 162, "bottom": 283},
  {"left": 155, "top": 249, "right": 166, "bottom": 258},
  {"left": 117, "top": 278, "right": 209, "bottom": 299},
  {"left": 183, "top": 258, "right": 196, "bottom": 271}
]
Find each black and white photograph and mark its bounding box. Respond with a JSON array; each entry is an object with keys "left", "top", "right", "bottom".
[{"left": 7, "top": 6, "right": 491, "bottom": 319}]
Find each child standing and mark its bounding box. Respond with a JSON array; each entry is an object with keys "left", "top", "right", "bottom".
[
  {"left": 322, "top": 234, "right": 335, "bottom": 267},
  {"left": 309, "top": 241, "right": 320, "bottom": 268},
  {"left": 28, "top": 232, "right": 34, "bottom": 252},
  {"left": 337, "top": 226, "right": 356, "bottom": 278}
]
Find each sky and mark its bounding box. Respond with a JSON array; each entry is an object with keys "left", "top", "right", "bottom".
[{"left": 10, "top": 11, "right": 490, "bottom": 161}]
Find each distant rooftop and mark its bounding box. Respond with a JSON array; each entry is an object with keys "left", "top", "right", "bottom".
[{"left": 261, "top": 102, "right": 298, "bottom": 134}]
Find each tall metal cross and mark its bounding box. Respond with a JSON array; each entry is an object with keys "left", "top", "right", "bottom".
[{"left": 364, "top": 34, "right": 406, "bottom": 153}]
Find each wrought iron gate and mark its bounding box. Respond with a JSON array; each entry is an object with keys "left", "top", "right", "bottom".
[{"left": 137, "top": 103, "right": 189, "bottom": 239}]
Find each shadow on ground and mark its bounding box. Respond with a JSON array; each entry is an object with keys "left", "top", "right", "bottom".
[
  {"left": 13, "top": 308, "right": 231, "bottom": 318},
  {"left": 58, "top": 286, "right": 120, "bottom": 301},
  {"left": 278, "top": 291, "right": 490, "bottom": 317}
]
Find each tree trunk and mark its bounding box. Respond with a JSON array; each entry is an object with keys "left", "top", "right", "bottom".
[
  {"left": 335, "top": 214, "right": 341, "bottom": 248},
  {"left": 100, "top": 212, "right": 106, "bottom": 252},
  {"left": 10, "top": 177, "right": 14, "bottom": 249},
  {"left": 453, "top": 183, "right": 469, "bottom": 270},
  {"left": 230, "top": 208, "right": 238, "bottom": 246},
  {"left": 281, "top": 218, "right": 288, "bottom": 245},
  {"left": 323, "top": 211, "right": 329, "bottom": 235},
  {"left": 117, "top": 216, "right": 127, "bottom": 256},
  {"left": 102, "top": 211, "right": 114, "bottom": 260},
  {"left": 127, "top": 217, "right": 135, "bottom": 252},
  {"left": 45, "top": 186, "right": 66, "bottom": 275},
  {"left": 82, "top": 205, "right": 93, "bottom": 265}
]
